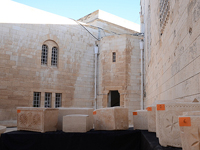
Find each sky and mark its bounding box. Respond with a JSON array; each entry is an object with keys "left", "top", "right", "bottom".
[{"left": 12, "top": 0, "right": 141, "bottom": 25}]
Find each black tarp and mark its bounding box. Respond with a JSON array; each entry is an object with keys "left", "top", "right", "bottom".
[
  {"left": 1, "top": 128, "right": 141, "bottom": 150},
  {"left": 0, "top": 129, "right": 183, "bottom": 150},
  {"left": 140, "top": 130, "right": 182, "bottom": 150}
]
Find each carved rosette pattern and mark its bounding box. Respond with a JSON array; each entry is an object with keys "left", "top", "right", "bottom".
[
  {"left": 163, "top": 110, "right": 180, "bottom": 139},
  {"left": 190, "top": 126, "right": 200, "bottom": 150},
  {"left": 158, "top": 104, "right": 200, "bottom": 147}
]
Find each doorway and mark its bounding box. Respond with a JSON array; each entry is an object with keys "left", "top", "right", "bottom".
[{"left": 107, "top": 91, "right": 120, "bottom": 107}]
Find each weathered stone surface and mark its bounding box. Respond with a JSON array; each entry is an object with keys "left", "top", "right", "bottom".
[
  {"left": 147, "top": 106, "right": 156, "bottom": 132},
  {"left": 156, "top": 102, "right": 200, "bottom": 147},
  {"left": 0, "top": 125, "right": 6, "bottom": 136},
  {"left": 63, "top": 114, "right": 89, "bottom": 133},
  {"left": 17, "top": 107, "right": 58, "bottom": 133},
  {"left": 179, "top": 111, "right": 200, "bottom": 150},
  {"left": 147, "top": 100, "right": 174, "bottom": 134},
  {"left": 133, "top": 110, "right": 148, "bottom": 130},
  {"left": 141, "top": 0, "right": 200, "bottom": 109},
  {"left": 0, "top": 1, "right": 140, "bottom": 125},
  {"left": 93, "top": 107, "right": 128, "bottom": 130},
  {"left": 97, "top": 34, "right": 141, "bottom": 125},
  {"left": 57, "top": 107, "right": 93, "bottom": 130}
]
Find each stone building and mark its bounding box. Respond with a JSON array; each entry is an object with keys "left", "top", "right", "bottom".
[
  {"left": 0, "top": 0, "right": 141, "bottom": 125},
  {"left": 141, "top": 0, "right": 200, "bottom": 107}
]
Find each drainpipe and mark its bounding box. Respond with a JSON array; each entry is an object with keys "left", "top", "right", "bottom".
[
  {"left": 94, "top": 45, "right": 98, "bottom": 109},
  {"left": 140, "top": 40, "right": 144, "bottom": 110}
]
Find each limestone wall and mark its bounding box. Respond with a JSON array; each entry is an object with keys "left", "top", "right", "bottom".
[
  {"left": 141, "top": 0, "right": 200, "bottom": 107},
  {"left": 97, "top": 34, "right": 141, "bottom": 123},
  {"left": 0, "top": 23, "right": 97, "bottom": 121}
]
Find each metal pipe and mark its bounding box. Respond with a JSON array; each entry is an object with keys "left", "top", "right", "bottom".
[
  {"left": 94, "top": 45, "right": 98, "bottom": 109},
  {"left": 140, "top": 40, "right": 144, "bottom": 110}
]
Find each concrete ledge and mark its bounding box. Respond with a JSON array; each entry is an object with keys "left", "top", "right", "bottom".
[{"left": 0, "top": 120, "right": 17, "bottom": 127}]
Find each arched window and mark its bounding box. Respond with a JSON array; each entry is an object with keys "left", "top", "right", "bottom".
[
  {"left": 51, "top": 47, "right": 58, "bottom": 66},
  {"left": 41, "top": 45, "right": 48, "bottom": 65}
]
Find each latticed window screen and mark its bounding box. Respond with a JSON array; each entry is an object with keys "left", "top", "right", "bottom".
[
  {"left": 45, "top": 93, "right": 51, "bottom": 108},
  {"left": 112, "top": 52, "right": 116, "bottom": 62},
  {"left": 55, "top": 93, "right": 62, "bottom": 108},
  {"left": 160, "top": 0, "right": 170, "bottom": 34},
  {"left": 41, "top": 45, "right": 48, "bottom": 65},
  {"left": 51, "top": 47, "right": 58, "bottom": 66},
  {"left": 33, "top": 92, "right": 40, "bottom": 107}
]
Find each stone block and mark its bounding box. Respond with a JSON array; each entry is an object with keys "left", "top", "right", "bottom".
[
  {"left": 156, "top": 102, "right": 200, "bottom": 147},
  {"left": 133, "top": 110, "right": 148, "bottom": 130},
  {"left": 57, "top": 107, "right": 94, "bottom": 130},
  {"left": 17, "top": 107, "right": 58, "bottom": 133},
  {"left": 0, "top": 125, "right": 6, "bottom": 136},
  {"left": 179, "top": 111, "right": 200, "bottom": 150},
  {"left": 147, "top": 106, "right": 156, "bottom": 132},
  {"left": 147, "top": 100, "right": 173, "bottom": 134},
  {"left": 93, "top": 107, "right": 128, "bottom": 130},
  {"left": 63, "top": 114, "right": 89, "bottom": 132}
]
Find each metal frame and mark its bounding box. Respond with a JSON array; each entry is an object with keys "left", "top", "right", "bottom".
[
  {"left": 55, "top": 93, "right": 62, "bottom": 108},
  {"left": 51, "top": 47, "right": 58, "bottom": 66},
  {"left": 41, "top": 45, "right": 48, "bottom": 65},
  {"left": 33, "top": 92, "right": 41, "bottom": 107},
  {"left": 45, "top": 93, "right": 52, "bottom": 108}
]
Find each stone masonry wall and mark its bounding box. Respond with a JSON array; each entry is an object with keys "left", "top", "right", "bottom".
[
  {"left": 97, "top": 34, "right": 141, "bottom": 124},
  {"left": 0, "top": 23, "right": 97, "bottom": 121},
  {"left": 142, "top": 0, "right": 200, "bottom": 107}
]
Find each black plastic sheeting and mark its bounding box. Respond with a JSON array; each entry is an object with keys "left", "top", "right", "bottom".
[
  {"left": 140, "top": 130, "right": 182, "bottom": 150},
  {"left": 0, "top": 128, "right": 141, "bottom": 150},
  {"left": 0, "top": 129, "right": 182, "bottom": 150}
]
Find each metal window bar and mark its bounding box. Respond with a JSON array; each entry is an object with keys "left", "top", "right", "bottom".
[
  {"left": 33, "top": 92, "right": 40, "bottom": 107},
  {"left": 113, "top": 52, "right": 116, "bottom": 62},
  {"left": 51, "top": 47, "right": 58, "bottom": 66},
  {"left": 160, "top": 0, "right": 169, "bottom": 34},
  {"left": 55, "top": 93, "right": 62, "bottom": 108},
  {"left": 41, "top": 45, "right": 48, "bottom": 65},
  {"left": 45, "top": 93, "right": 51, "bottom": 108}
]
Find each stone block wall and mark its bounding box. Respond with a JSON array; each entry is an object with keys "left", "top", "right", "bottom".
[
  {"left": 0, "top": 23, "right": 97, "bottom": 121},
  {"left": 141, "top": 0, "right": 200, "bottom": 107},
  {"left": 97, "top": 34, "right": 141, "bottom": 124}
]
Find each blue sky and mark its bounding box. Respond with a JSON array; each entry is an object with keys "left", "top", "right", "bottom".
[{"left": 12, "top": 0, "right": 140, "bottom": 24}]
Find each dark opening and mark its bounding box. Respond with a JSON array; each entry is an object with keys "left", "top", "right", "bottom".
[{"left": 111, "top": 91, "right": 120, "bottom": 107}]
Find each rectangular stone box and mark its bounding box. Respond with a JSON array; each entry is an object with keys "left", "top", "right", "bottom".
[
  {"left": 179, "top": 111, "right": 200, "bottom": 150},
  {"left": 17, "top": 107, "right": 58, "bottom": 133},
  {"left": 156, "top": 102, "right": 200, "bottom": 147},
  {"left": 93, "top": 107, "right": 128, "bottom": 130},
  {"left": 133, "top": 110, "right": 148, "bottom": 130},
  {"left": 57, "top": 107, "right": 94, "bottom": 130},
  {"left": 63, "top": 114, "right": 89, "bottom": 132},
  {"left": 147, "top": 106, "right": 156, "bottom": 132}
]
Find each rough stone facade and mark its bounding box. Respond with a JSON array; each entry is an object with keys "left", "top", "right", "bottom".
[
  {"left": 141, "top": 0, "right": 200, "bottom": 107},
  {"left": 0, "top": 22, "right": 97, "bottom": 121},
  {"left": 0, "top": 0, "right": 141, "bottom": 124},
  {"left": 97, "top": 35, "right": 141, "bottom": 123}
]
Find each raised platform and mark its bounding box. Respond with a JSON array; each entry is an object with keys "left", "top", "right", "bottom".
[{"left": 0, "top": 128, "right": 182, "bottom": 150}]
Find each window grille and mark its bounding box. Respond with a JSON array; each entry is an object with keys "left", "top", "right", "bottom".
[
  {"left": 33, "top": 92, "right": 41, "bottom": 107},
  {"left": 55, "top": 93, "right": 62, "bottom": 108},
  {"left": 160, "top": 0, "right": 170, "bottom": 34},
  {"left": 51, "top": 47, "right": 58, "bottom": 66},
  {"left": 112, "top": 52, "right": 116, "bottom": 62},
  {"left": 45, "top": 93, "right": 51, "bottom": 108},
  {"left": 41, "top": 45, "right": 48, "bottom": 65}
]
